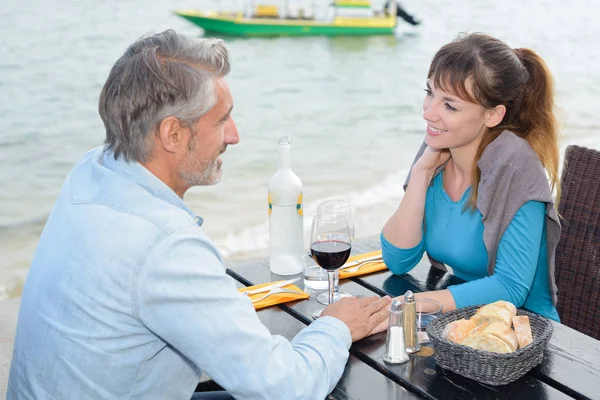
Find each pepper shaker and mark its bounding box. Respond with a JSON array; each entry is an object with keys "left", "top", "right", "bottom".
[{"left": 403, "top": 290, "right": 421, "bottom": 353}]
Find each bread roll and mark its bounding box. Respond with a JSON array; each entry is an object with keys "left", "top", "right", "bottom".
[
  {"left": 472, "top": 304, "right": 512, "bottom": 327},
  {"left": 512, "top": 316, "right": 533, "bottom": 349},
  {"left": 442, "top": 319, "right": 476, "bottom": 343},
  {"left": 469, "top": 319, "right": 492, "bottom": 335},
  {"left": 489, "top": 300, "right": 517, "bottom": 317},
  {"left": 480, "top": 321, "right": 519, "bottom": 352},
  {"left": 459, "top": 333, "right": 513, "bottom": 353},
  {"left": 442, "top": 301, "right": 527, "bottom": 354}
]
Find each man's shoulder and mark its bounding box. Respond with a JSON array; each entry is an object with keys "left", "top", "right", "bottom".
[{"left": 66, "top": 149, "right": 197, "bottom": 234}]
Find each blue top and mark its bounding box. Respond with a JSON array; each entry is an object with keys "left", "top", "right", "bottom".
[
  {"left": 8, "top": 147, "right": 352, "bottom": 400},
  {"left": 381, "top": 172, "right": 560, "bottom": 322}
]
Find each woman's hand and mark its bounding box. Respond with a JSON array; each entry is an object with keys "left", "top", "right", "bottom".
[{"left": 413, "top": 146, "right": 451, "bottom": 175}]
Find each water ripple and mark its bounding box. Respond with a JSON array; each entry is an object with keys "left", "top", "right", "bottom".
[{"left": 1, "top": 0, "right": 600, "bottom": 296}]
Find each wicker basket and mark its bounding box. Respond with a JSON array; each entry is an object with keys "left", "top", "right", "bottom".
[{"left": 426, "top": 305, "right": 553, "bottom": 386}]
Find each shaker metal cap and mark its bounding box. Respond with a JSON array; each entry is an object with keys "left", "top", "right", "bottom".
[
  {"left": 404, "top": 290, "right": 415, "bottom": 301},
  {"left": 390, "top": 299, "right": 402, "bottom": 311}
]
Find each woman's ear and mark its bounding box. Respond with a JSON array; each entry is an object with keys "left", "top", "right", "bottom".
[{"left": 484, "top": 105, "right": 506, "bottom": 128}]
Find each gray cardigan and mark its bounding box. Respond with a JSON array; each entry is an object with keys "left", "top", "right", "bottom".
[{"left": 404, "top": 131, "right": 561, "bottom": 305}]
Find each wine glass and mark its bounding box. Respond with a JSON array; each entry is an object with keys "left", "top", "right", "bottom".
[
  {"left": 310, "top": 211, "right": 352, "bottom": 320},
  {"left": 315, "top": 199, "right": 354, "bottom": 305},
  {"left": 316, "top": 199, "right": 355, "bottom": 239}
]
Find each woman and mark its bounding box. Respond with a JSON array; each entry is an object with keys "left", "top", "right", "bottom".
[{"left": 381, "top": 33, "right": 561, "bottom": 321}]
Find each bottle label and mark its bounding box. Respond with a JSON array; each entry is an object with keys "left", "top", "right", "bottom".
[
  {"left": 296, "top": 193, "right": 303, "bottom": 218},
  {"left": 268, "top": 192, "right": 303, "bottom": 220}
]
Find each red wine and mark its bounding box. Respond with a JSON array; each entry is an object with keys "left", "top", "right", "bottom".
[{"left": 310, "top": 240, "right": 351, "bottom": 271}]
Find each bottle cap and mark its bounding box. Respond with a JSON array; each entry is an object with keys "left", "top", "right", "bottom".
[{"left": 404, "top": 290, "right": 415, "bottom": 302}]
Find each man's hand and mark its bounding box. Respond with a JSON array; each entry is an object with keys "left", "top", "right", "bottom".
[
  {"left": 369, "top": 295, "right": 403, "bottom": 335},
  {"left": 321, "top": 296, "right": 391, "bottom": 342}
]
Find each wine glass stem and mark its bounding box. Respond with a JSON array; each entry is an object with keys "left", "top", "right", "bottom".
[
  {"left": 328, "top": 271, "right": 336, "bottom": 305},
  {"left": 333, "top": 269, "right": 340, "bottom": 294}
]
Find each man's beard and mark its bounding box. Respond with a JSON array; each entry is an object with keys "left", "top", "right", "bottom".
[{"left": 178, "top": 134, "right": 224, "bottom": 188}]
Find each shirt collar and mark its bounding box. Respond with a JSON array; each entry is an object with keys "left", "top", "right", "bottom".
[{"left": 99, "top": 147, "right": 204, "bottom": 227}]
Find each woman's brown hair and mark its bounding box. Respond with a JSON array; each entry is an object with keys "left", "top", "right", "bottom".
[{"left": 427, "top": 33, "right": 560, "bottom": 208}]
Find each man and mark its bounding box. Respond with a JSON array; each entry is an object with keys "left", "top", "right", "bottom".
[{"left": 8, "top": 30, "right": 390, "bottom": 400}]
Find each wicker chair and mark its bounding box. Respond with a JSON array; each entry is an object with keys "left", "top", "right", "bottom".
[{"left": 555, "top": 145, "right": 600, "bottom": 340}]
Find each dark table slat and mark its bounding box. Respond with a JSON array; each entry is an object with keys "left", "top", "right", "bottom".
[
  {"left": 227, "top": 263, "right": 386, "bottom": 330},
  {"left": 254, "top": 306, "right": 421, "bottom": 400},
  {"left": 355, "top": 330, "right": 573, "bottom": 400},
  {"left": 531, "top": 323, "right": 600, "bottom": 400},
  {"left": 348, "top": 237, "right": 464, "bottom": 294},
  {"left": 352, "top": 236, "right": 600, "bottom": 400},
  {"left": 226, "top": 256, "right": 573, "bottom": 400},
  {"left": 209, "top": 277, "right": 418, "bottom": 400}
]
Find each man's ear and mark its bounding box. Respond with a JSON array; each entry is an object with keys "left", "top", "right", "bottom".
[
  {"left": 157, "top": 117, "right": 186, "bottom": 154},
  {"left": 484, "top": 105, "right": 506, "bottom": 128}
]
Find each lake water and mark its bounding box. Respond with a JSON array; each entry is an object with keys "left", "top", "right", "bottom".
[{"left": 1, "top": 0, "right": 599, "bottom": 299}]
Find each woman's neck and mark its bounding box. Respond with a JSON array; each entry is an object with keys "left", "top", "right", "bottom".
[{"left": 447, "top": 136, "right": 482, "bottom": 186}]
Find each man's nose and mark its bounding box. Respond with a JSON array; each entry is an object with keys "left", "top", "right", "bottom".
[{"left": 225, "top": 117, "right": 240, "bottom": 145}]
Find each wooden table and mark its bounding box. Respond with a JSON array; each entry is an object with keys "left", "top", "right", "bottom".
[{"left": 224, "top": 236, "right": 600, "bottom": 400}]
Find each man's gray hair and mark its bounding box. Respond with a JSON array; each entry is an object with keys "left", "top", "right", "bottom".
[{"left": 99, "top": 29, "right": 231, "bottom": 162}]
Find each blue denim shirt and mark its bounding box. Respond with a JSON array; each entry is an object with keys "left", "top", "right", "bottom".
[{"left": 8, "top": 147, "right": 352, "bottom": 400}]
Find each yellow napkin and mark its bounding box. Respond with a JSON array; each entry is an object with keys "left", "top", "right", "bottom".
[
  {"left": 239, "top": 281, "right": 310, "bottom": 310},
  {"left": 338, "top": 250, "right": 387, "bottom": 279}
]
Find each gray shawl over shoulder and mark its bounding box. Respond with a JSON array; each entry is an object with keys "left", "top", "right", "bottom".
[{"left": 404, "top": 131, "right": 560, "bottom": 305}]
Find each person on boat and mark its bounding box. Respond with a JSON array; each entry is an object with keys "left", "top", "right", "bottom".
[
  {"left": 381, "top": 33, "right": 561, "bottom": 322},
  {"left": 7, "top": 30, "right": 391, "bottom": 400}
]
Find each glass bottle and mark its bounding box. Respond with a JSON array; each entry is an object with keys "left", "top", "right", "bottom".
[{"left": 268, "top": 136, "right": 304, "bottom": 275}]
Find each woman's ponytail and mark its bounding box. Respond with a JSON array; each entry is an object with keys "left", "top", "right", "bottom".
[{"left": 516, "top": 48, "right": 561, "bottom": 204}]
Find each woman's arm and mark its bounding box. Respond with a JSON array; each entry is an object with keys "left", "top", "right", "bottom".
[
  {"left": 382, "top": 147, "right": 450, "bottom": 248},
  {"left": 372, "top": 201, "right": 546, "bottom": 335},
  {"left": 382, "top": 168, "right": 431, "bottom": 248},
  {"left": 381, "top": 232, "right": 425, "bottom": 275},
  {"left": 384, "top": 201, "right": 545, "bottom": 316},
  {"left": 447, "top": 200, "right": 545, "bottom": 309}
]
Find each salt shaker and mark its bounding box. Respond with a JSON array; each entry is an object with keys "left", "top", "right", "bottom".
[
  {"left": 383, "top": 299, "right": 409, "bottom": 364},
  {"left": 403, "top": 290, "right": 421, "bottom": 354}
]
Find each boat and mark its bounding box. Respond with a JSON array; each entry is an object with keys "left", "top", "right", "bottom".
[{"left": 175, "top": 1, "right": 415, "bottom": 37}]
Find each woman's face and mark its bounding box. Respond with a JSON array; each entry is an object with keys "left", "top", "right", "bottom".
[{"left": 422, "top": 79, "right": 488, "bottom": 151}]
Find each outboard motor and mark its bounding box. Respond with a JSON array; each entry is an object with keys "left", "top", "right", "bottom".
[{"left": 384, "top": 1, "right": 420, "bottom": 25}]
